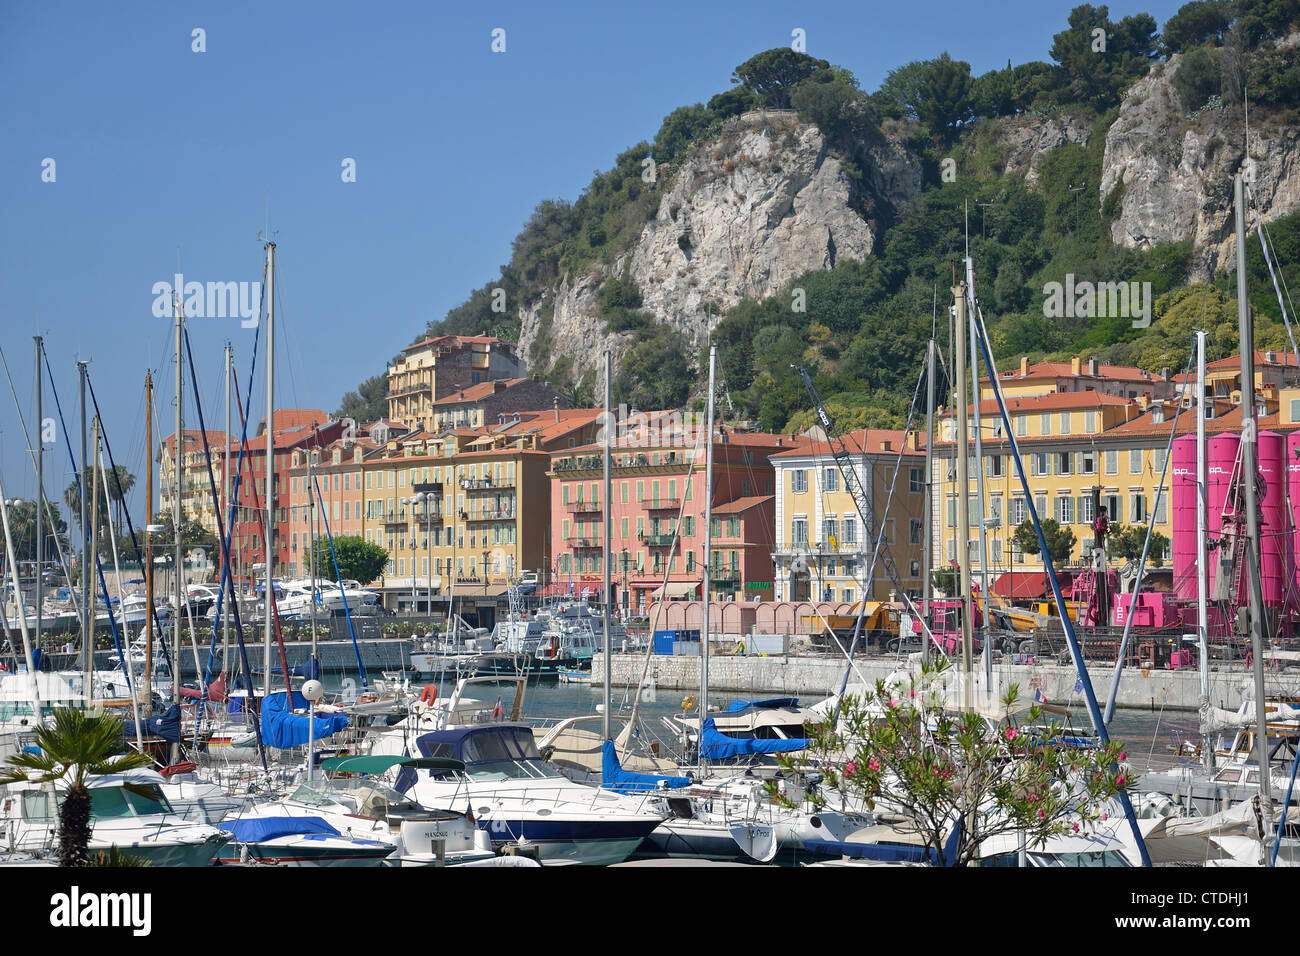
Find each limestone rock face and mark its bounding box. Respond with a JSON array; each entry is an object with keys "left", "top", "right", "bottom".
[
  {"left": 1101, "top": 47, "right": 1300, "bottom": 276},
  {"left": 994, "top": 110, "right": 1093, "bottom": 184},
  {"left": 518, "top": 111, "right": 920, "bottom": 386}
]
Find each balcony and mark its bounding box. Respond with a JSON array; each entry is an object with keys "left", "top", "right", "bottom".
[
  {"left": 566, "top": 537, "right": 603, "bottom": 549},
  {"left": 709, "top": 576, "right": 740, "bottom": 590},
  {"left": 460, "top": 477, "right": 514, "bottom": 491},
  {"left": 773, "top": 539, "right": 866, "bottom": 555},
  {"left": 639, "top": 533, "right": 678, "bottom": 548},
  {"left": 564, "top": 500, "right": 602, "bottom": 514},
  {"left": 467, "top": 507, "right": 515, "bottom": 521},
  {"left": 645, "top": 498, "right": 681, "bottom": 512}
]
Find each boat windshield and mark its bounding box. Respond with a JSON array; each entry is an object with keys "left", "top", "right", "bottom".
[
  {"left": 465, "top": 758, "right": 564, "bottom": 782},
  {"left": 291, "top": 777, "right": 416, "bottom": 812},
  {"left": 88, "top": 783, "right": 174, "bottom": 819},
  {"left": 1027, "top": 850, "right": 1131, "bottom": 867}
]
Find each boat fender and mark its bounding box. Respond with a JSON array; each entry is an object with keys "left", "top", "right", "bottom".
[
  {"left": 681, "top": 694, "right": 697, "bottom": 712},
  {"left": 420, "top": 684, "right": 438, "bottom": 706}
]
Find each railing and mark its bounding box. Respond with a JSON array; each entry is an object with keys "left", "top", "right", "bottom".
[
  {"left": 646, "top": 498, "right": 681, "bottom": 511},
  {"left": 639, "top": 533, "right": 678, "bottom": 548},
  {"left": 773, "top": 539, "right": 866, "bottom": 554},
  {"left": 564, "top": 500, "right": 602, "bottom": 513},
  {"left": 467, "top": 508, "right": 515, "bottom": 521},
  {"left": 566, "top": 537, "right": 602, "bottom": 549}
]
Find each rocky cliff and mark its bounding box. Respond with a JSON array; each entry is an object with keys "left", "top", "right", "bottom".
[
  {"left": 1101, "top": 39, "right": 1300, "bottom": 276},
  {"left": 518, "top": 110, "right": 921, "bottom": 385}
]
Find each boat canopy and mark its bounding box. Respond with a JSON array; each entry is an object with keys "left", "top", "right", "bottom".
[
  {"left": 699, "top": 718, "right": 807, "bottom": 761},
  {"left": 600, "top": 741, "right": 690, "bottom": 794},
  {"left": 220, "top": 816, "right": 341, "bottom": 843},
  {"left": 261, "top": 690, "right": 349, "bottom": 750},
  {"left": 411, "top": 725, "right": 540, "bottom": 764},
  {"left": 724, "top": 698, "right": 799, "bottom": 713},
  {"left": 320, "top": 754, "right": 466, "bottom": 775}
]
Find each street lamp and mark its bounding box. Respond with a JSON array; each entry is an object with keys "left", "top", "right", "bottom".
[{"left": 412, "top": 492, "right": 426, "bottom": 615}]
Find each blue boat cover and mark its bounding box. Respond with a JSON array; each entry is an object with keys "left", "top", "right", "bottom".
[
  {"left": 699, "top": 718, "right": 807, "bottom": 761},
  {"left": 131, "top": 703, "right": 182, "bottom": 743},
  {"left": 802, "top": 820, "right": 962, "bottom": 866},
  {"left": 724, "top": 698, "right": 799, "bottom": 713},
  {"left": 220, "top": 816, "right": 341, "bottom": 843},
  {"left": 260, "top": 690, "right": 349, "bottom": 749},
  {"left": 600, "top": 741, "right": 690, "bottom": 794},
  {"left": 292, "top": 656, "right": 320, "bottom": 680}
]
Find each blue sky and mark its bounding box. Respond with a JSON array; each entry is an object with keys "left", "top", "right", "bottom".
[{"left": 0, "top": 0, "right": 1189, "bottom": 522}]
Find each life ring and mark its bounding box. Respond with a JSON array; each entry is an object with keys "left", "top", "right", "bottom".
[
  {"left": 420, "top": 684, "right": 438, "bottom": 706},
  {"left": 681, "top": 694, "right": 697, "bottom": 712}
]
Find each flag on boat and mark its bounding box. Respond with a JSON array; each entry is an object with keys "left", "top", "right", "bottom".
[
  {"left": 1033, "top": 687, "right": 1048, "bottom": 704},
  {"left": 1073, "top": 677, "right": 1084, "bottom": 694},
  {"left": 491, "top": 696, "right": 503, "bottom": 719}
]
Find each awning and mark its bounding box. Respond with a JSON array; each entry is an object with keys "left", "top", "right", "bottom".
[
  {"left": 320, "top": 755, "right": 465, "bottom": 775},
  {"left": 650, "top": 582, "right": 698, "bottom": 600},
  {"left": 991, "top": 570, "right": 1073, "bottom": 599}
]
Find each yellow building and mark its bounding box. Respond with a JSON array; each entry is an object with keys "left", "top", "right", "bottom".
[
  {"left": 771, "top": 429, "right": 927, "bottom": 602},
  {"left": 386, "top": 335, "right": 522, "bottom": 432}
]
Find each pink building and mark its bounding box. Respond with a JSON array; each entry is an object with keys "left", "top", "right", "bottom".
[{"left": 547, "top": 421, "right": 805, "bottom": 613}]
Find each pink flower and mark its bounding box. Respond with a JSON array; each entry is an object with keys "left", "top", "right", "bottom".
[
  {"left": 941, "top": 768, "right": 952, "bottom": 779},
  {"left": 868, "top": 759, "right": 880, "bottom": 771},
  {"left": 1071, "top": 822, "right": 1080, "bottom": 834},
  {"left": 1004, "top": 727, "right": 1019, "bottom": 742},
  {"left": 909, "top": 689, "right": 917, "bottom": 698},
  {"left": 845, "top": 761, "right": 857, "bottom": 775},
  {"left": 1116, "top": 773, "right": 1127, "bottom": 787},
  {"left": 1101, "top": 812, "right": 1109, "bottom": 821},
  {"left": 888, "top": 699, "right": 899, "bottom": 709},
  {"left": 1119, "top": 751, "right": 1127, "bottom": 762},
  {"left": 1037, "top": 809, "right": 1045, "bottom": 819}
]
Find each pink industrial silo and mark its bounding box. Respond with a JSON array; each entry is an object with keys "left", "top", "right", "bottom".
[
  {"left": 1288, "top": 431, "right": 1300, "bottom": 603},
  {"left": 1207, "top": 431, "right": 1242, "bottom": 600},
  {"left": 1259, "top": 431, "right": 1286, "bottom": 607},
  {"left": 1171, "top": 435, "right": 1198, "bottom": 601}
]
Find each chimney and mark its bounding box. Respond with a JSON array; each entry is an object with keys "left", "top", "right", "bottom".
[
  {"left": 1266, "top": 350, "right": 1278, "bottom": 365},
  {"left": 494, "top": 380, "right": 507, "bottom": 392},
  {"left": 1160, "top": 367, "right": 1170, "bottom": 381},
  {"left": 1071, "top": 356, "right": 1081, "bottom": 376},
  {"left": 1019, "top": 357, "right": 1029, "bottom": 377},
  {"left": 554, "top": 399, "right": 560, "bottom": 423},
  {"left": 1088, "top": 357, "right": 1098, "bottom": 377}
]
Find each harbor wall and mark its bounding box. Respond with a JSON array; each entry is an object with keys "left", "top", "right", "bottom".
[{"left": 592, "top": 652, "right": 1300, "bottom": 713}]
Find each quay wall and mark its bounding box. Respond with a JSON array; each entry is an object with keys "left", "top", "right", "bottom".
[{"left": 592, "top": 652, "right": 1300, "bottom": 713}]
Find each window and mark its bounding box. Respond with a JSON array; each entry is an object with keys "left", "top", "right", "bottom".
[
  {"left": 1035, "top": 452, "right": 1051, "bottom": 476},
  {"left": 1034, "top": 495, "right": 1047, "bottom": 519},
  {"left": 1080, "top": 495, "right": 1096, "bottom": 523},
  {"left": 1129, "top": 449, "right": 1143, "bottom": 474},
  {"left": 1012, "top": 497, "right": 1026, "bottom": 524},
  {"left": 1130, "top": 494, "right": 1147, "bottom": 523},
  {"left": 792, "top": 518, "right": 808, "bottom": 546},
  {"left": 1057, "top": 496, "right": 1074, "bottom": 524},
  {"left": 1080, "top": 450, "right": 1096, "bottom": 475},
  {"left": 1155, "top": 494, "right": 1168, "bottom": 524},
  {"left": 822, "top": 518, "right": 839, "bottom": 546},
  {"left": 989, "top": 455, "right": 1004, "bottom": 478},
  {"left": 990, "top": 497, "right": 1002, "bottom": 523},
  {"left": 823, "top": 468, "right": 838, "bottom": 493},
  {"left": 1153, "top": 447, "right": 1168, "bottom": 474},
  {"left": 947, "top": 497, "right": 956, "bottom": 527},
  {"left": 1060, "top": 412, "right": 1072, "bottom": 435},
  {"left": 1085, "top": 410, "right": 1097, "bottom": 433},
  {"left": 1040, "top": 413, "right": 1051, "bottom": 436},
  {"left": 909, "top": 467, "right": 923, "bottom": 493},
  {"left": 1016, "top": 414, "right": 1027, "bottom": 437},
  {"left": 841, "top": 518, "right": 857, "bottom": 545},
  {"left": 792, "top": 470, "right": 807, "bottom": 494},
  {"left": 910, "top": 517, "right": 923, "bottom": 545},
  {"left": 1057, "top": 452, "right": 1072, "bottom": 476},
  {"left": 1104, "top": 449, "right": 1118, "bottom": 475}
]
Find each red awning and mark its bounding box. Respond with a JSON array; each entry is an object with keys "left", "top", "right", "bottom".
[{"left": 991, "top": 571, "right": 1073, "bottom": 599}]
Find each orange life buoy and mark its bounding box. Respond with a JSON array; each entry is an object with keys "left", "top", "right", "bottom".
[{"left": 420, "top": 684, "right": 438, "bottom": 705}]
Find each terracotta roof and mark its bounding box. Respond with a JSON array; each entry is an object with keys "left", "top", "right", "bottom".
[
  {"left": 266, "top": 409, "right": 328, "bottom": 432},
  {"left": 770, "top": 428, "right": 919, "bottom": 459},
  {"left": 986, "top": 359, "right": 1159, "bottom": 383},
  {"left": 947, "top": 392, "right": 1135, "bottom": 418},
  {"left": 1205, "top": 350, "right": 1300, "bottom": 370},
  {"left": 563, "top": 427, "right": 803, "bottom": 456},
  {"left": 430, "top": 378, "right": 531, "bottom": 405},
  {"left": 1101, "top": 404, "right": 1291, "bottom": 438},
  {"left": 711, "top": 495, "right": 774, "bottom": 515},
  {"left": 401, "top": 334, "right": 506, "bottom": 354}
]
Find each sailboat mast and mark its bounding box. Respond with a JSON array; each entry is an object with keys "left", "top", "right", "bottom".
[
  {"left": 173, "top": 293, "right": 184, "bottom": 725},
  {"left": 145, "top": 372, "right": 154, "bottom": 704},
  {"left": 79, "top": 360, "right": 90, "bottom": 683},
  {"left": 953, "top": 282, "right": 974, "bottom": 710},
  {"left": 91, "top": 416, "right": 101, "bottom": 701},
  {"left": 1234, "top": 172, "right": 1273, "bottom": 840},
  {"left": 33, "top": 336, "right": 42, "bottom": 652},
  {"left": 264, "top": 241, "right": 276, "bottom": 701},
  {"left": 700, "top": 346, "right": 717, "bottom": 769},
  {"left": 224, "top": 344, "right": 232, "bottom": 670},
  {"left": 921, "top": 338, "right": 936, "bottom": 664},
  {"left": 1195, "top": 331, "right": 1211, "bottom": 770},
  {"left": 966, "top": 259, "right": 992, "bottom": 685},
  {"left": 602, "top": 349, "right": 612, "bottom": 741}
]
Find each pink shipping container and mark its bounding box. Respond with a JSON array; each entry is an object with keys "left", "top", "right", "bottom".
[
  {"left": 1289, "top": 431, "right": 1300, "bottom": 603},
  {"left": 1112, "top": 592, "right": 1183, "bottom": 628},
  {"left": 1207, "top": 432, "right": 1241, "bottom": 601}
]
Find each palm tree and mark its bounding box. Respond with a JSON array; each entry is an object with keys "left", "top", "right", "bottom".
[{"left": 0, "top": 709, "right": 153, "bottom": 866}]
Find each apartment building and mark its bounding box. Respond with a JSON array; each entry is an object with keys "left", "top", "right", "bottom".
[
  {"left": 771, "top": 429, "right": 927, "bottom": 603},
  {"left": 386, "top": 335, "right": 522, "bottom": 431}
]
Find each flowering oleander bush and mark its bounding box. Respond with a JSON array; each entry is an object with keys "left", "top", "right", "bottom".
[{"left": 771, "top": 659, "right": 1135, "bottom": 866}]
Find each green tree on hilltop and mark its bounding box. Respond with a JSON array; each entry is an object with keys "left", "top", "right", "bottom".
[{"left": 731, "top": 49, "right": 831, "bottom": 109}]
